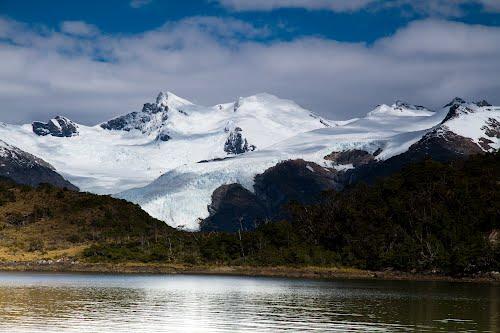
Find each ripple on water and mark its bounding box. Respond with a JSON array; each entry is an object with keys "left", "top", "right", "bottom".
[{"left": 0, "top": 273, "right": 498, "bottom": 332}]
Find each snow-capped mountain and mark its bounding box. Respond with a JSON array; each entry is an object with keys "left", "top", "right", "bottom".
[
  {"left": 0, "top": 139, "right": 78, "bottom": 189},
  {"left": 367, "top": 101, "right": 434, "bottom": 117},
  {"left": 437, "top": 97, "right": 499, "bottom": 152},
  {"left": 0, "top": 92, "right": 332, "bottom": 194},
  {"left": 118, "top": 97, "right": 499, "bottom": 229},
  {"left": 0, "top": 92, "right": 498, "bottom": 230}
]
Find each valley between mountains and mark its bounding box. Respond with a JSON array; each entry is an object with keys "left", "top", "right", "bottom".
[{"left": 0, "top": 92, "right": 498, "bottom": 231}]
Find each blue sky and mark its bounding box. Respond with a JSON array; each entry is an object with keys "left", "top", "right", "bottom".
[
  {"left": 3, "top": 0, "right": 500, "bottom": 42},
  {"left": 1, "top": 0, "right": 500, "bottom": 123}
]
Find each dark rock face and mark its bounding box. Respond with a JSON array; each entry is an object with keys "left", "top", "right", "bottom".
[
  {"left": 324, "top": 149, "right": 376, "bottom": 167},
  {"left": 0, "top": 141, "right": 78, "bottom": 190},
  {"left": 254, "top": 160, "right": 337, "bottom": 217},
  {"left": 478, "top": 118, "right": 500, "bottom": 151},
  {"left": 201, "top": 119, "right": 495, "bottom": 233},
  {"left": 394, "top": 100, "right": 427, "bottom": 111},
  {"left": 443, "top": 97, "right": 466, "bottom": 108},
  {"left": 100, "top": 92, "right": 168, "bottom": 132},
  {"left": 157, "top": 132, "right": 171, "bottom": 142},
  {"left": 200, "top": 160, "right": 337, "bottom": 232},
  {"left": 200, "top": 184, "right": 267, "bottom": 232},
  {"left": 224, "top": 127, "right": 255, "bottom": 155},
  {"left": 478, "top": 137, "right": 495, "bottom": 151},
  {"left": 440, "top": 97, "right": 477, "bottom": 124},
  {"left": 414, "top": 129, "right": 484, "bottom": 156},
  {"left": 340, "top": 129, "right": 484, "bottom": 186},
  {"left": 197, "top": 156, "right": 235, "bottom": 164},
  {"left": 233, "top": 97, "right": 242, "bottom": 112},
  {"left": 101, "top": 111, "right": 154, "bottom": 132},
  {"left": 482, "top": 118, "right": 500, "bottom": 139},
  {"left": 476, "top": 100, "right": 492, "bottom": 107},
  {"left": 32, "top": 116, "right": 79, "bottom": 137}
]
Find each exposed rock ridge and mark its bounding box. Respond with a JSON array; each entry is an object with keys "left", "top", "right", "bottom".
[{"left": 32, "top": 116, "right": 79, "bottom": 137}]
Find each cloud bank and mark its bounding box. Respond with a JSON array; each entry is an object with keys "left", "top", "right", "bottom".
[
  {"left": 214, "top": 0, "right": 375, "bottom": 12},
  {"left": 0, "top": 16, "right": 499, "bottom": 124},
  {"left": 129, "top": 0, "right": 153, "bottom": 9},
  {"left": 60, "top": 21, "right": 99, "bottom": 37},
  {"left": 215, "top": 0, "right": 500, "bottom": 15}
]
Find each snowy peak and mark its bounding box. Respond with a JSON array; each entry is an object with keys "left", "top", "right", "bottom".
[
  {"left": 1, "top": 89, "right": 498, "bottom": 230},
  {"left": 160, "top": 91, "right": 194, "bottom": 109},
  {"left": 101, "top": 92, "right": 170, "bottom": 134},
  {"left": 433, "top": 97, "right": 500, "bottom": 152},
  {"left": 32, "top": 116, "right": 79, "bottom": 137},
  {"left": 441, "top": 97, "right": 485, "bottom": 124},
  {"left": 229, "top": 93, "right": 333, "bottom": 127},
  {"left": 99, "top": 91, "right": 196, "bottom": 135},
  {"left": 156, "top": 92, "right": 168, "bottom": 110},
  {"left": 475, "top": 99, "right": 492, "bottom": 107},
  {"left": 367, "top": 101, "right": 434, "bottom": 117},
  {"left": 443, "top": 97, "right": 466, "bottom": 108}
]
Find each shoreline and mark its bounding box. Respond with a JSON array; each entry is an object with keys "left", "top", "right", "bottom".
[{"left": 1, "top": 261, "right": 499, "bottom": 283}]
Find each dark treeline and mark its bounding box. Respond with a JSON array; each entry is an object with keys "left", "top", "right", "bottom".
[{"left": 83, "top": 153, "right": 499, "bottom": 276}]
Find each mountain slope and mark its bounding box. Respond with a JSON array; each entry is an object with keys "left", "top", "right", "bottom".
[
  {"left": 0, "top": 92, "right": 332, "bottom": 194},
  {"left": 0, "top": 92, "right": 498, "bottom": 230},
  {"left": 118, "top": 98, "right": 499, "bottom": 230},
  {"left": 0, "top": 140, "right": 78, "bottom": 190},
  {"left": 0, "top": 177, "right": 178, "bottom": 262}
]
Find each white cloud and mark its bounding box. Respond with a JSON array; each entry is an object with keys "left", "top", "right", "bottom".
[
  {"left": 214, "top": 0, "right": 500, "bottom": 14},
  {"left": 0, "top": 17, "right": 499, "bottom": 125},
  {"left": 130, "top": 0, "right": 153, "bottom": 8},
  {"left": 214, "top": 0, "right": 375, "bottom": 12},
  {"left": 60, "top": 21, "right": 99, "bottom": 37},
  {"left": 480, "top": 0, "right": 500, "bottom": 12}
]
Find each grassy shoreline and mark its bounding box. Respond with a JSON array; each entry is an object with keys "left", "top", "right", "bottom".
[{"left": 1, "top": 261, "right": 499, "bottom": 283}]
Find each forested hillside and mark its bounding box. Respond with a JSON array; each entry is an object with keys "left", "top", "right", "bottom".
[{"left": 0, "top": 154, "right": 498, "bottom": 276}]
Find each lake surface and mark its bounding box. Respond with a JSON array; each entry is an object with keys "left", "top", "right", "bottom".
[{"left": 0, "top": 272, "right": 498, "bottom": 332}]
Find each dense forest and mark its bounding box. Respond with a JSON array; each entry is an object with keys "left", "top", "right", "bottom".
[{"left": 0, "top": 153, "right": 499, "bottom": 276}]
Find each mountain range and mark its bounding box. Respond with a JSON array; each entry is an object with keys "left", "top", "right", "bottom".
[{"left": 0, "top": 92, "right": 498, "bottom": 230}]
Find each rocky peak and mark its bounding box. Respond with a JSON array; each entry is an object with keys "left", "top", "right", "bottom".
[
  {"left": 233, "top": 97, "right": 243, "bottom": 112},
  {"left": 141, "top": 92, "right": 169, "bottom": 114},
  {"left": 367, "top": 101, "right": 433, "bottom": 117},
  {"left": 224, "top": 127, "right": 256, "bottom": 155},
  {"left": 443, "top": 97, "right": 466, "bottom": 108},
  {"left": 32, "top": 116, "right": 79, "bottom": 137},
  {"left": 475, "top": 100, "right": 492, "bottom": 107},
  {"left": 156, "top": 92, "right": 168, "bottom": 109},
  {"left": 441, "top": 98, "right": 477, "bottom": 124},
  {"left": 102, "top": 92, "right": 172, "bottom": 132},
  {"left": 101, "top": 91, "right": 195, "bottom": 133},
  {"left": 394, "top": 100, "right": 427, "bottom": 111}
]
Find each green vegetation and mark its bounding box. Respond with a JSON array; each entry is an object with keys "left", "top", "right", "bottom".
[
  {"left": 287, "top": 153, "right": 500, "bottom": 275},
  {"left": 0, "top": 154, "right": 499, "bottom": 277}
]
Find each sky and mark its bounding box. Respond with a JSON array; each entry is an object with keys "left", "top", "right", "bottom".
[{"left": 1, "top": 0, "right": 500, "bottom": 124}]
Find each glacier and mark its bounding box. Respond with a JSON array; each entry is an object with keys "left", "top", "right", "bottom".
[{"left": 0, "top": 92, "right": 498, "bottom": 230}]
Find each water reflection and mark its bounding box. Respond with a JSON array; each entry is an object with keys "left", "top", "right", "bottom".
[{"left": 0, "top": 272, "right": 498, "bottom": 332}]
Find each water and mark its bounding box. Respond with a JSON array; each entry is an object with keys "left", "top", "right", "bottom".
[{"left": 0, "top": 272, "right": 498, "bottom": 332}]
